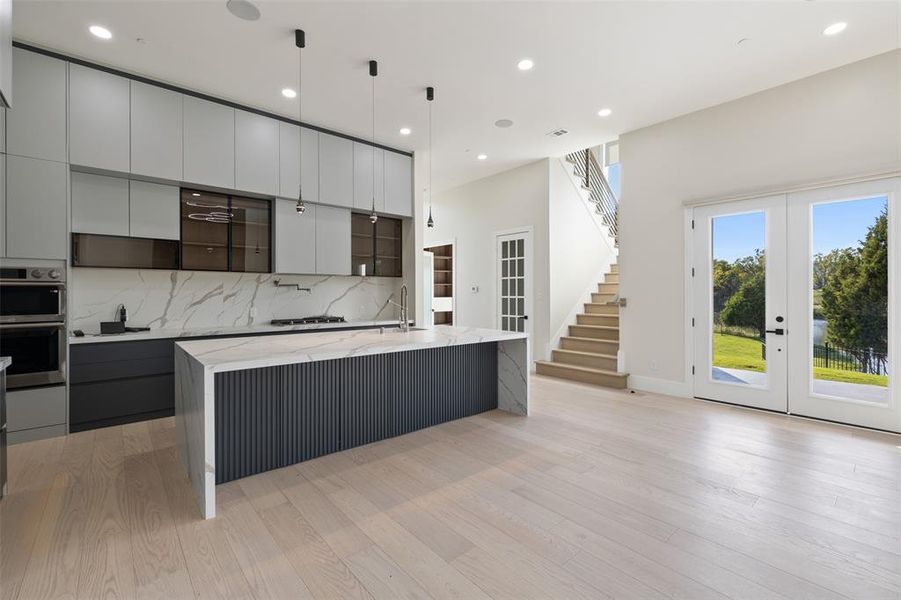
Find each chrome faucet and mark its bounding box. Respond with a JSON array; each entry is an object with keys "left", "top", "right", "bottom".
[{"left": 387, "top": 284, "right": 409, "bottom": 331}]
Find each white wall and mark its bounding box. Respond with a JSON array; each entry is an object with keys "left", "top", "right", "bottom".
[
  {"left": 619, "top": 49, "right": 901, "bottom": 393},
  {"left": 548, "top": 158, "right": 617, "bottom": 350},
  {"left": 425, "top": 160, "right": 551, "bottom": 359}
]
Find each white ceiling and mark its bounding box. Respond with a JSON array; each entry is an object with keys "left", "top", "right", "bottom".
[{"left": 12, "top": 1, "right": 901, "bottom": 193}]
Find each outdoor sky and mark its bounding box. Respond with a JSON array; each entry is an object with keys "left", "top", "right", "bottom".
[{"left": 712, "top": 196, "right": 888, "bottom": 263}]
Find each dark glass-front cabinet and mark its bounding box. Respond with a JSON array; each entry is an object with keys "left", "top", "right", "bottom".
[
  {"left": 351, "top": 213, "right": 402, "bottom": 277},
  {"left": 72, "top": 234, "right": 180, "bottom": 269},
  {"left": 180, "top": 189, "right": 271, "bottom": 273}
]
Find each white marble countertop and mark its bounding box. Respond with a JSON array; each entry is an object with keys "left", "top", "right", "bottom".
[
  {"left": 69, "top": 319, "right": 407, "bottom": 345},
  {"left": 177, "top": 325, "right": 528, "bottom": 373},
  {"left": 0, "top": 356, "right": 11, "bottom": 371}
]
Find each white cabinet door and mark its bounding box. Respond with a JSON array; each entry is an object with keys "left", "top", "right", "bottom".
[
  {"left": 235, "top": 110, "right": 278, "bottom": 195},
  {"left": 6, "top": 155, "right": 67, "bottom": 259},
  {"left": 130, "top": 180, "right": 180, "bottom": 240},
  {"left": 0, "top": 108, "right": 5, "bottom": 152},
  {"left": 318, "top": 133, "right": 353, "bottom": 208},
  {"left": 279, "top": 123, "right": 318, "bottom": 202},
  {"left": 183, "top": 96, "right": 234, "bottom": 189},
  {"left": 384, "top": 152, "right": 413, "bottom": 217},
  {"left": 71, "top": 171, "right": 130, "bottom": 236},
  {"left": 353, "top": 142, "right": 385, "bottom": 212},
  {"left": 274, "top": 198, "right": 316, "bottom": 274},
  {"left": 315, "top": 204, "right": 351, "bottom": 275},
  {"left": 131, "top": 81, "right": 183, "bottom": 181},
  {"left": 6, "top": 48, "right": 67, "bottom": 163},
  {"left": 68, "top": 64, "right": 130, "bottom": 172},
  {"left": 0, "top": 0, "right": 10, "bottom": 108}
]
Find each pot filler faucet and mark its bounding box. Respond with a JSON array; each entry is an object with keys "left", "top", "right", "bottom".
[{"left": 387, "top": 284, "right": 409, "bottom": 331}]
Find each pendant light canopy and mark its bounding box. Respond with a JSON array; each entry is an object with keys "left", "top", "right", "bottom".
[
  {"left": 369, "top": 60, "right": 379, "bottom": 224},
  {"left": 426, "top": 86, "right": 435, "bottom": 228},
  {"left": 295, "top": 29, "right": 307, "bottom": 215}
]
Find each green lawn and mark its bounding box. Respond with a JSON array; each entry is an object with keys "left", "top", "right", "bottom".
[{"left": 712, "top": 333, "right": 887, "bottom": 387}]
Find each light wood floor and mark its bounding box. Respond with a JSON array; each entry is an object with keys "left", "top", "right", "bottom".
[{"left": 3, "top": 376, "right": 901, "bottom": 600}]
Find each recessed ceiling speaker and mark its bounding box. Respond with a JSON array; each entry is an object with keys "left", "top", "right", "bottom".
[
  {"left": 226, "top": 0, "right": 260, "bottom": 21},
  {"left": 495, "top": 119, "right": 514, "bottom": 128}
]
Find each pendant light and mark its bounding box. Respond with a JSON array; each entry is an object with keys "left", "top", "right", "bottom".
[
  {"left": 295, "top": 29, "right": 307, "bottom": 215},
  {"left": 426, "top": 86, "right": 435, "bottom": 228},
  {"left": 369, "top": 60, "right": 379, "bottom": 224}
]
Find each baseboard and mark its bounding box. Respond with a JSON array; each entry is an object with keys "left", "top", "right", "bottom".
[{"left": 628, "top": 374, "right": 692, "bottom": 398}]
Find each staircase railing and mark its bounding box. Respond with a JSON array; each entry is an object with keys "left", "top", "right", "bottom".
[{"left": 565, "top": 148, "right": 618, "bottom": 243}]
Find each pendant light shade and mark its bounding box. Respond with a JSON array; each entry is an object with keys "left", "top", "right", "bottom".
[
  {"left": 369, "top": 60, "right": 379, "bottom": 224},
  {"left": 295, "top": 29, "right": 307, "bottom": 215},
  {"left": 426, "top": 86, "right": 435, "bottom": 228}
]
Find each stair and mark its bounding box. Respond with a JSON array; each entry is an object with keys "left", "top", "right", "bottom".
[{"left": 536, "top": 262, "right": 628, "bottom": 390}]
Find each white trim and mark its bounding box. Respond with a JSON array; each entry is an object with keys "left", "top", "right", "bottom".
[
  {"left": 424, "top": 237, "right": 456, "bottom": 323},
  {"left": 684, "top": 208, "right": 694, "bottom": 397},
  {"left": 494, "top": 226, "right": 534, "bottom": 336},
  {"left": 629, "top": 374, "right": 692, "bottom": 398}
]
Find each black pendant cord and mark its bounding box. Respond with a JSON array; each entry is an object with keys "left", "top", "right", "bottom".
[
  {"left": 369, "top": 60, "right": 379, "bottom": 224},
  {"left": 295, "top": 29, "right": 306, "bottom": 215},
  {"left": 427, "top": 86, "right": 435, "bottom": 228}
]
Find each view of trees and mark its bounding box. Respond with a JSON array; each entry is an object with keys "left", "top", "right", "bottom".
[{"left": 713, "top": 209, "right": 887, "bottom": 374}]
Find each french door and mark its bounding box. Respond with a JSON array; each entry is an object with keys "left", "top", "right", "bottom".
[
  {"left": 496, "top": 230, "right": 532, "bottom": 336},
  {"left": 692, "top": 178, "right": 901, "bottom": 432}
]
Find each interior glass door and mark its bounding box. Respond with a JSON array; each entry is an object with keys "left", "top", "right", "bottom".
[
  {"left": 787, "top": 178, "right": 900, "bottom": 432},
  {"left": 692, "top": 195, "right": 788, "bottom": 412},
  {"left": 497, "top": 231, "right": 531, "bottom": 335}
]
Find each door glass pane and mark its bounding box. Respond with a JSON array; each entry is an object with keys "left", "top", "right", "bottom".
[
  {"left": 230, "top": 196, "right": 271, "bottom": 273},
  {"left": 711, "top": 212, "right": 767, "bottom": 386},
  {"left": 811, "top": 196, "right": 889, "bottom": 403}
]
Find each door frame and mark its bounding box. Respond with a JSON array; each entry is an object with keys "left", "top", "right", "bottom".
[{"left": 494, "top": 226, "right": 534, "bottom": 337}]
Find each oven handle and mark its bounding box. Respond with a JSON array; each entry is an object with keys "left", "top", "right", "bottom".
[
  {"left": 0, "top": 281, "right": 65, "bottom": 288},
  {"left": 0, "top": 322, "right": 67, "bottom": 330}
]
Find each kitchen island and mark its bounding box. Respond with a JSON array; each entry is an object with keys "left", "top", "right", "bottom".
[{"left": 175, "top": 325, "right": 529, "bottom": 518}]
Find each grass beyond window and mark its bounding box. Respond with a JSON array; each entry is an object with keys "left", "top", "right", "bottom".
[{"left": 712, "top": 333, "right": 887, "bottom": 387}]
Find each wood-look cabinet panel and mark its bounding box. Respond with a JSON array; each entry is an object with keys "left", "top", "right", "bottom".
[
  {"left": 5, "top": 155, "right": 67, "bottom": 259},
  {"left": 315, "top": 204, "right": 351, "bottom": 275},
  {"left": 384, "top": 152, "right": 413, "bottom": 217},
  {"left": 318, "top": 133, "right": 353, "bottom": 208},
  {"left": 353, "top": 142, "right": 385, "bottom": 212},
  {"left": 68, "top": 64, "right": 130, "bottom": 172},
  {"left": 129, "top": 180, "right": 180, "bottom": 240},
  {"left": 71, "top": 171, "right": 130, "bottom": 236},
  {"left": 130, "top": 81, "right": 183, "bottom": 181},
  {"left": 235, "top": 110, "right": 278, "bottom": 196},
  {"left": 6, "top": 48, "right": 67, "bottom": 163},
  {"left": 183, "top": 96, "right": 235, "bottom": 189},
  {"left": 278, "top": 122, "right": 318, "bottom": 202},
  {"left": 274, "top": 198, "right": 316, "bottom": 274}
]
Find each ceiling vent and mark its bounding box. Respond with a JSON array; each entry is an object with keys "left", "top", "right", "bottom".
[{"left": 546, "top": 128, "right": 569, "bottom": 138}]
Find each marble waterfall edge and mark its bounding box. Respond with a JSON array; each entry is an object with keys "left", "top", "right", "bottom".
[{"left": 71, "top": 268, "right": 403, "bottom": 334}]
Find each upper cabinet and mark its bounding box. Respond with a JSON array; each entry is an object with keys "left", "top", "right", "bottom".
[
  {"left": 129, "top": 180, "right": 180, "bottom": 240},
  {"left": 318, "top": 133, "right": 353, "bottom": 208},
  {"left": 5, "top": 155, "right": 67, "bottom": 259},
  {"left": 353, "top": 142, "right": 385, "bottom": 212},
  {"left": 278, "top": 122, "right": 318, "bottom": 202},
  {"left": 6, "top": 49, "right": 66, "bottom": 163},
  {"left": 130, "top": 81, "right": 183, "bottom": 181},
  {"left": 315, "top": 204, "right": 351, "bottom": 275},
  {"left": 68, "top": 64, "right": 130, "bottom": 172},
  {"left": 235, "top": 110, "right": 278, "bottom": 196},
  {"left": 0, "top": 0, "right": 11, "bottom": 108},
  {"left": 385, "top": 152, "right": 413, "bottom": 217},
  {"left": 71, "top": 172, "right": 130, "bottom": 236},
  {"left": 0, "top": 108, "right": 5, "bottom": 153},
  {"left": 0, "top": 155, "right": 5, "bottom": 256},
  {"left": 274, "top": 198, "right": 316, "bottom": 275},
  {"left": 183, "top": 96, "right": 234, "bottom": 190}
]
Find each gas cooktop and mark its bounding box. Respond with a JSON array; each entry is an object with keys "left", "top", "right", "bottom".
[{"left": 270, "top": 316, "right": 347, "bottom": 326}]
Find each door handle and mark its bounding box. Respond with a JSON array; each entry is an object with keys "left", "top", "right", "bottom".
[
  {"left": 765, "top": 328, "right": 785, "bottom": 335},
  {"left": 522, "top": 315, "right": 529, "bottom": 320}
]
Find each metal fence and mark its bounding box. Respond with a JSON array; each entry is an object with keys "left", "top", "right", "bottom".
[{"left": 813, "top": 343, "right": 888, "bottom": 375}]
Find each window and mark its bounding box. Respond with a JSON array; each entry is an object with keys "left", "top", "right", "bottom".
[{"left": 180, "top": 189, "right": 271, "bottom": 273}]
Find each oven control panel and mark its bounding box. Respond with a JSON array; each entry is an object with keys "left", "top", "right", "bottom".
[{"left": 1, "top": 267, "right": 66, "bottom": 283}]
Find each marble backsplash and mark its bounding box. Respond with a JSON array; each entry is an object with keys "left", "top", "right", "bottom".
[{"left": 70, "top": 268, "right": 403, "bottom": 334}]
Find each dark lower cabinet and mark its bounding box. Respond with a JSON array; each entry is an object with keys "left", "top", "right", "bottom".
[{"left": 213, "top": 342, "right": 498, "bottom": 484}]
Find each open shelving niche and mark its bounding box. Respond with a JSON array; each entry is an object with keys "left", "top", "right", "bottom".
[{"left": 425, "top": 242, "right": 454, "bottom": 325}]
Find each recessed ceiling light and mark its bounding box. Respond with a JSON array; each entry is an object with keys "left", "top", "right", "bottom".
[
  {"left": 495, "top": 119, "right": 514, "bottom": 128},
  {"left": 281, "top": 88, "right": 297, "bottom": 99},
  {"left": 517, "top": 58, "right": 534, "bottom": 71},
  {"left": 226, "top": 0, "right": 261, "bottom": 21},
  {"left": 477, "top": 154, "right": 488, "bottom": 160},
  {"left": 597, "top": 108, "right": 612, "bottom": 117},
  {"left": 399, "top": 127, "right": 411, "bottom": 135},
  {"left": 823, "top": 22, "right": 847, "bottom": 36},
  {"left": 89, "top": 25, "right": 112, "bottom": 40}
]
